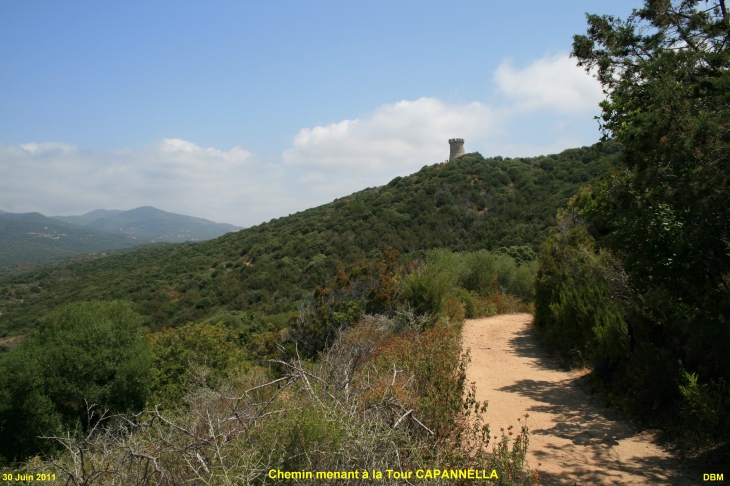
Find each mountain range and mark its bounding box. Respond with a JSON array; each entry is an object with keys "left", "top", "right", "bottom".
[
  {"left": 0, "top": 207, "right": 241, "bottom": 269},
  {"left": 53, "top": 206, "right": 241, "bottom": 242}
]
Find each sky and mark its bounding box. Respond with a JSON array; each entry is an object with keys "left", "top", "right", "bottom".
[{"left": 0, "top": 0, "right": 642, "bottom": 227}]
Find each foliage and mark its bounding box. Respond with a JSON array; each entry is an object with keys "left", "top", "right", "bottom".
[
  {"left": 429, "top": 247, "right": 537, "bottom": 303},
  {"left": 19, "top": 316, "right": 538, "bottom": 485},
  {"left": 534, "top": 207, "right": 629, "bottom": 365},
  {"left": 287, "top": 285, "right": 364, "bottom": 359},
  {"left": 0, "top": 301, "right": 151, "bottom": 463},
  {"left": 403, "top": 266, "right": 452, "bottom": 325},
  {"left": 0, "top": 144, "right": 619, "bottom": 337},
  {"left": 461, "top": 251, "right": 499, "bottom": 296},
  {"left": 367, "top": 323, "right": 475, "bottom": 440},
  {"left": 1, "top": 244, "right": 540, "bottom": 477},
  {"left": 0, "top": 140, "right": 610, "bottom": 473},
  {"left": 147, "top": 321, "right": 253, "bottom": 409},
  {"left": 535, "top": 0, "right": 730, "bottom": 449},
  {"left": 281, "top": 245, "right": 536, "bottom": 359},
  {"left": 401, "top": 248, "right": 535, "bottom": 326},
  {"left": 679, "top": 371, "right": 730, "bottom": 444}
]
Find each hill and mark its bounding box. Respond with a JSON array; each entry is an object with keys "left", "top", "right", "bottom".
[
  {"left": 0, "top": 143, "right": 621, "bottom": 336},
  {"left": 54, "top": 206, "right": 242, "bottom": 242},
  {"left": 54, "top": 209, "right": 124, "bottom": 225},
  {"left": 0, "top": 212, "right": 144, "bottom": 268},
  {"left": 0, "top": 207, "right": 243, "bottom": 270}
]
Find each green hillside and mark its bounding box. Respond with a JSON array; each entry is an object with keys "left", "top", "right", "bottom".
[
  {"left": 0, "top": 212, "right": 144, "bottom": 267},
  {"left": 0, "top": 143, "right": 620, "bottom": 336}
]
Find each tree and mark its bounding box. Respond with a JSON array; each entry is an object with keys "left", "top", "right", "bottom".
[
  {"left": 563, "top": 0, "right": 730, "bottom": 440},
  {"left": 0, "top": 301, "right": 151, "bottom": 462},
  {"left": 573, "top": 1, "right": 730, "bottom": 293}
]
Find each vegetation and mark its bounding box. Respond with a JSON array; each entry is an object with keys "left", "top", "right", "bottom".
[
  {"left": 0, "top": 144, "right": 619, "bottom": 337},
  {"left": 0, "top": 301, "right": 151, "bottom": 464},
  {"left": 536, "top": 0, "right": 730, "bottom": 452},
  {"left": 1, "top": 248, "right": 538, "bottom": 483},
  {"left": 4, "top": 0, "right": 729, "bottom": 476},
  {"left": 147, "top": 321, "right": 254, "bottom": 409},
  {"left": 0, "top": 211, "right": 142, "bottom": 268},
  {"left": 0, "top": 140, "right": 612, "bottom": 480},
  {"left": 14, "top": 316, "right": 536, "bottom": 485},
  {"left": 16, "top": 1, "right": 730, "bottom": 478},
  {"left": 0, "top": 115, "right": 621, "bottom": 480}
]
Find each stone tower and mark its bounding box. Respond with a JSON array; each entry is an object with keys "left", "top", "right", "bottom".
[{"left": 448, "top": 138, "right": 464, "bottom": 161}]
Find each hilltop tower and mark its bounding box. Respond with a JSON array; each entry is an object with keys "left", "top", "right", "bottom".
[{"left": 448, "top": 138, "right": 464, "bottom": 161}]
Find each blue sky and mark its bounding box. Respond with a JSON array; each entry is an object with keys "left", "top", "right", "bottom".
[{"left": 0, "top": 1, "right": 641, "bottom": 226}]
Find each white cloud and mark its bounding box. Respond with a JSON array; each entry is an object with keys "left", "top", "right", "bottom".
[
  {"left": 283, "top": 97, "right": 497, "bottom": 173},
  {"left": 19, "top": 142, "right": 77, "bottom": 155},
  {"left": 494, "top": 53, "right": 603, "bottom": 113}
]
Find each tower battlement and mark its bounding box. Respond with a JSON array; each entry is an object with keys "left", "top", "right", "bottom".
[{"left": 448, "top": 138, "right": 465, "bottom": 161}]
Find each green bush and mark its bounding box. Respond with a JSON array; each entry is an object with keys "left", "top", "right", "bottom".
[
  {"left": 534, "top": 210, "right": 628, "bottom": 364},
  {"left": 19, "top": 317, "right": 538, "bottom": 485},
  {"left": 408, "top": 249, "right": 536, "bottom": 321},
  {"left": 403, "top": 266, "right": 450, "bottom": 325},
  {"left": 251, "top": 401, "right": 347, "bottom": 474},
  {"left": 496, "top": 257, "right": 538, "bottom": 302},
  {"left": 0, "top": 300, "right": 151, "bottom": 463},
  {"left": 679, "top": 372, "right": 730, "bottom": 446},
  {"left": 424, "top": 248, "right": 467, "bottom": 289},
  {"left": 456, "top": 288, "right": 479, "bottom": 318},
  {"left": 461, "top": 250, "right": 498, "bottom": 296},
  {"left": 147, "top": 321, "right": 252, "bottom": 409},
  {"left": 565, "top": 0, "right": 730, "bottom": 448},
  {"left": 454, "top": 288, "right": 498, "bottom": 319}
]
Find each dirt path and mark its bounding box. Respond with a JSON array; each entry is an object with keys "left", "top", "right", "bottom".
[{"left": 463, "top": 313, "right": 698, "bottom": 485}]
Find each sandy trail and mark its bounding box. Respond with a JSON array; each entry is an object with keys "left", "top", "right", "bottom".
[{"left": 462, "top": 313, "right": 697, "bottom": 485}]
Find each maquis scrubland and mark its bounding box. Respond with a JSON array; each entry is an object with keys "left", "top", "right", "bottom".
[
  {"left": 0, "top": 144, "right": 615, "bottom": 483},
  {"left": 0, "top": 0, "right": 728, "bottom": 482}
]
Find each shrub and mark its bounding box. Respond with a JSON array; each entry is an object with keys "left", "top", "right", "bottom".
[
  {"left": 454, "top": 288, "right": 498, "bottom": 319},
  {"left": 366, "top": 323, "right": 469, "bottom": 439},
  {"left": 443, "top": 292, "right": 466, "bottom": 323},
  {"left": 402, "top": 266, "right": 450, "bottom": 325},
  {"left": 147, "top": 321, "right": 253, "bottom": 409},
  {"left": 679, "top": 372, "right": 730, "bottom": 446},
  {"left": 461, "top": 250, "right": 498, "bottom": 296},
  {"left": 496, "top": 257, "right": 538, "bottom": 302},
  {"left": 424, "top": 248, "right": 467, "bottom": 289},
  {"left": 22, "top": 316, "right": 538, "bottom": 485},
  {"left": 0, "top": 300, "right": 151, "bottom": 463}
]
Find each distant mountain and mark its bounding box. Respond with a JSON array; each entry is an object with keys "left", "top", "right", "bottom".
[
  {"left": 55, "top": 209, "right": 124, "bottom": 226},
  {"left": 1, "top": 207, "right": 241, "bottom": 269},
  {"left": 54, "top": 206, "right": 241, "bottom": 243},
  {"left": 0, "top": 212, "right": 143, "bottom": 267}
]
